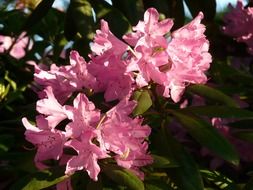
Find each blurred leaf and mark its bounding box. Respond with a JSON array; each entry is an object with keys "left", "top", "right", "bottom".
[
  {"left": 201, "top": 170, "right": 238, "bottom": 190},
  {"left": 243, "top": 176, "right": 253, "bottom": 190},
  {"left": 184, "top": 0, "right": 216, "bottom": 21},
  {"left": 229, "top": 119, "right": 253, "bottom": 129},
  {"left": 145, "top": 180, "right": 174, "bottom": 190},
  {"left": 170, "top": 110, "right": 239, "bottom": 165},
  {"left": 187, "top": 84, "right": 239, "bottom": 108},
  {"left": 133, "top": 90, "right": 152, "bottom": 116},
  {"left": 23, "top": 0, "right": 55, "bottom": 30},
  {"left": 87, "top": 178, "right": 103, "bottom": 190},
  {"left": 151, "top": 154, "right": 178, "bottom": 168},
  {"left": 233, "top": 131, "right": 253, "bottom": 144},
  {"left": 10, "top": 168, "right": 68, "bottom": 190},
  {"left": 111, "top": 0, "right": 144, "bottom": 25},
  {"left": 89, "top": 0, "right": 131, "bottom": 37},
  {"left": 102, "top": 164, "right": 144, "bottom": 190},
  {"left": 152, "top": 125, "right": 204, "bottom": 190},
  {"left": 181, "top": 106, "right": 253, "bottom": 119},
  {"left": 4, "top": 71, "right": 16, "bottom": 90},
  {"left": 70, "top": 0, "right": 95, "bottom": 39},
  {"left": 0, "top": 134, "right": 15, "bottom": 152}
]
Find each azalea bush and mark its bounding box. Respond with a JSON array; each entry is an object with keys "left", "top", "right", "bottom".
[{"left": 1, "top": 0, "right": 253, "bottom": 189}]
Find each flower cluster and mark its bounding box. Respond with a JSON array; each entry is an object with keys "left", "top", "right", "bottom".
[
  {"left": 34, "top": 8, "right": 211, "bottom": 104},
  {"left": 223, "top": 0, "right": 253, "bottom": 54},
  {"left": 22, "top": 7, "right": 211, "bottom": 183},
  {"left": 23, "top": 87, "right": 152, "bottom": 181}
]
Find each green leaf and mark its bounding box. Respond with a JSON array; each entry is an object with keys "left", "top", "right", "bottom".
[
  {"left": 23, "top": 0, "right": 55, "bottom": 30},
  {"left": 151, "top": 154, "right": 178, "bottom": 168},
  {"left": 145, "top": 180, "right": 175, "bottom": 190},
  {"left": 200, "top": 170, "right": 238, "bottom": 190},
  {"left": 152, "top": 126, "right": 204, "bottom": 190},
  {"left": 87, "top": 178, "right": 103, "bottom": 190},
  {"left": 233, "top": 131, "right": 253, "bottom": 144},
  {"left": 181, "top": 106, "right": 253, "bottom": 119},
  {"left": 133, "top": 90, "right": 152, "bottom": 116},
  {"left": 229, "top": 119, "right": 253, "bottom": 129},
  {"left": 243, "top": 176, "right": 253, "bottom": 190},
  {"left": 102, "top": 164, "right": 144, "bottom": 190},
  {"left": 111, "top": 0, "right": 144, "bottom": 25},
  {"left": 10, "top": 168, "right": 69, "bottom": 190},
  {"left": 187, "top": 84, "right": 239, "bottom": 108},
  {"left": 0, "top": 134, "right": 15, "bottom": 152},
  {"left": 70, "top": 0, "right": 95, "bottom": 39},
  {"left": 170, "top": 110, "right": 239, "bottom": 165},
  {"left": 89, "top": 0, "right": 131, "bottom": 37}
]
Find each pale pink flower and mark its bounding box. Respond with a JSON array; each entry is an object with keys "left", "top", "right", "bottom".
[
  {"left": 124, "top": 8, "right": 211, "bottom": 102},
  {"left": 0, "top": 32, "right": 32, "bottom": 59},
  {"left": 89, "top": 20, "right": 134, "bottom": 101},
  {"left": 65, "top": 130, "right": 108, "bottom": 181},
  {"left": 22, "top": 117, "right": 66, "bottom": 169},
  {"left": 36, "top": 87, "right": 67, "bottom": 128},
  {"left": 64, "top": 93, "right": 100, "bottom": 138},
  {"left": 33, "top": 51, "right": 95, "bottom": 104},
  {"left": 97, "top": 98, "right": 152, "bottom": 178},
  {"left": 162, "top": 12, "right": 211, "bottom": 102}
]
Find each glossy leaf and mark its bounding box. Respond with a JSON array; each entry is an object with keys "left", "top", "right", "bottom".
[
  {"left": 70, "top": 0, "right": 94, "bottom": 39},
  {"left": 200, "top": 170, "right": 238, "bottom": 190},
  {"left": 89, "top": 0, "right": 131, "bottom": 37},
  {"left": 170, "top": 110, "right": 239, "bottom": 165},
  {"left": 187, "top": 84, "right": 239, "bottom": 108},
  {"left": 153, "top": 126, "right": 204, "bottom": 190},
  {"left": 102, "top": 164, "right": 145, "bottom": 190},
  {"left": 10, "top": 169, "right": 69, "bottom": 190},
  {"left": 181, "top": 106, "right": 253, "bottom": 119},
  {"left": 151, "top": 154, "right": 178, "bottom": 168},
  {"left": 133, "top": 90, "right": 152, "bottom": 116}
]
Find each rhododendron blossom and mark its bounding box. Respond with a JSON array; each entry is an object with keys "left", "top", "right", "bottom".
[
  {"left": 124, "top": 8, "right": 211, "bottom": 102},
  {"left": 22, "top": 7, "right": 212, "bottom": 187},
  {"left": 23, "top": 90, "right": 152, "bottom": 181},
  {"left": 0, "top": 32, "right": 32, "bottom": 59},
  {"left": 223, "top": 0, "right": 253, "bottom": 54}
]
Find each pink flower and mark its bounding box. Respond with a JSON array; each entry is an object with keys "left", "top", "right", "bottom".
[
  {"left": 89, "top": 20, "right": 134, "bottom": 101},
  {"left": 64, "top": 93, "right": 100, "bottom": 138},
  {"left": 163, "top": 12, "right": 211, "bottom": 102},
  {"left": 22, "top": 117, "right": 66, "bottom": 169},
  {"left": 65, "top": 130, "right": 108, "bottom": 181},
  {"left": 123, "top": 8, "right": 173, "bottom": 47},
  {"left": 97, "top": 98, "right": 152, "bottom": 178},
  {"left": 0, "top": 32, "right": 32, "bottom": 59},
  {"left": 124, "top": 8, "right": 211, "bottom": 102},
  {"left": 36, "top": 87, "right": 67, "bottom": 128},
  {"left": 223, "top": 0, "right": 253, "bottom": 54},
  {"left": 33, "top": 51, "right": 95, "bottom": 103}
]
